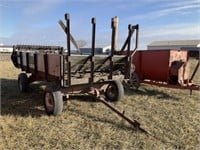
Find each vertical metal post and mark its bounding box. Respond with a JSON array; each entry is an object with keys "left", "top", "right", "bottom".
[
  {"left": 65, "top": 13, "right": 71, "bottom": 87},
  {"left": 66, "top": 13, "right": 71, "bottom": 56},
  {"left": 91, "top": 18, "right": 96, "bottom": 56},
  {"left": 59, "top": 47, "right": 63, "bottom": 55},
  {"left": 90, "top": 17, "right": 96, "bottom": 85},
  {"left": 26, "top": 52, "right": 30, "bottom": 72},
  {"left": 129, "top": 24, "right": 139, "bottom": 80},
  {"left": 44, "top": 54, "right": 48, "bottom": 81},
  {"left": 34, "top": 53, "right": 38, "bottom": 74},
  {"left": 113, "top": 16, "right": 119, "bottom": 51},
  {"left": 130, "top": 24, "right": 139, "bottom": 56},
  {"left": 127, "top": 24, "right": 132, "bottom": 55},
  {"left": 12, "top": 45, "right": 18, "bottom": 67},
  {"left": 19, "top": 51, "right": 23, "bottom": 71},
  {"left": 135, "top": 24, "right": 139, "bottom": 51},
  {"left": 59, "top": 47, "right": 64, "bottom": 87},
  {"left": 109, "top": 17, "right": 117, "bottom": 79},
  {"left": 125, "top": 24, "right": 132, "bottom": 79}
]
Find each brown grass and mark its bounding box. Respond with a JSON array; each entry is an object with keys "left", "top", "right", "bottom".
[{"left": 0, "top": 56, "right": 200, "bottom": 150}]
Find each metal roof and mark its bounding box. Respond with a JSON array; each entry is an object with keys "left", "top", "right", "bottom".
[
  {"left": 148, "top": 40, "right": 200, "bottom": 47},
  {"left": 0, "top": 45, "right": 13, "bottom": 48}
]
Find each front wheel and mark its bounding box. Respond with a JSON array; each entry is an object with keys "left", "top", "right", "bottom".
[
  {"left": 105, "top": 80, "right": 124, "bottom": 102},
  {"left": 44, "top": 86, "right": 63, "bottom": 116}
]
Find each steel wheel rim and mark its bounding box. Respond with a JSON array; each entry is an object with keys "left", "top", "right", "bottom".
[
  {"left": 107, "top": 84, "right": 116, "bottom": 99},
  {"left": 45, "top": 93, "right": 54, "bottom": 112}
]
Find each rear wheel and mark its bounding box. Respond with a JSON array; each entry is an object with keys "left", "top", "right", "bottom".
[
  {"left": 44, "top": 86, "right": 63, "bottom": 116},
  {"left": 105, "top": 80, "right": 124, "bottom": 102},
  {"left": 18, "top": 73, "right": 29, "bottom": 92}
]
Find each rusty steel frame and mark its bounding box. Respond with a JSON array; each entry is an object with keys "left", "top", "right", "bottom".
[
  {"left": 60, "top": 14, "right": 149, "bottom": 132},
  {"left": 11, "top": 13, "right": 151, "bottom": 134},
  {"left": 190, "top": 60, "right": 199, "bottom": 81},
  {"left": 61, "top": 13, "right": 149, "bottom": 133},
  {"left": 142, "top": 80, "right": 199, "bottom": 91}
]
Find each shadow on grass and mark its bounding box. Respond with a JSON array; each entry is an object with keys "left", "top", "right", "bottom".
[
  {"left": 68, "top": 96, "right": 146, "bottom": 133},
  {"left": 67, "top": 105, "right": 138, "bottom": 132},
  {"left": 69, "top": 95, "right": 99, "bottom": 102},
  {"left": 1, "top": 78, "right": 140, "bottom": 132},
  {"left": 1, "top": 78, "right": 45, "bottom": 117},
  {"left": 1, "top": 77, "right": 178, "bottom": 131},
  {"left": 124, "top": 86, "right": 180, "bottom": 101}
]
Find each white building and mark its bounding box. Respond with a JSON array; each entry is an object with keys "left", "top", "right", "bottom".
[
  {"left": 79, "top": 45, "right": 111, "bottom": 54},
  {"left": 0, "top": 45, "right": 13, "bottom": 53}
]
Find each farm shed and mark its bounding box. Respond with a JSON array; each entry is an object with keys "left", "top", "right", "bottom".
[
  {"left": 147, "top": 40, "right": 200, "bottom": 57},
  {"left": 0, "top": 45, "right": 13, "bottom": 53}
]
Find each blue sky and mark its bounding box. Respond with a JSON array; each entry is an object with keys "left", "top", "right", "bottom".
[{"left": 0, "top": 0, "right": 199, "bottom": 49}]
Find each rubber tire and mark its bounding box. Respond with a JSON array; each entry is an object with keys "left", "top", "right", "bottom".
[
  {"left": 105, "top": 80, "right": 124, "bottom": 102},
  {"left": 18, "top": 73, "right": 29, "bottom": 92},
  {"left": 44, "top": 86, "right": 63, "bottom": 116}
]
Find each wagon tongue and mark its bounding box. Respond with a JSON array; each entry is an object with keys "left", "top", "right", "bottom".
[{"left": 96, "top": 96, "right": 152, "bottom": 136}]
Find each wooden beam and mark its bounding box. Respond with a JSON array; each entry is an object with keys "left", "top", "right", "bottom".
[{"left": 58, "top": 20, "right": 82, "bottom": 54}]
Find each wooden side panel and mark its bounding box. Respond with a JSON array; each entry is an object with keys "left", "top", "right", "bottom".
[
  {"left": 29, "top": 53, "right": 35, "bottom": 69},
  {"left": 22, "top": 52, "right": 27, "bottom": 66},
  {"left": 17, "top": 51, "right": 20, "bottom": 64},
  {"left": 47, "top": 54, "right": 61, "bottom": 77},
  {"left": 37, "top": 54, "right": 45, "bottom": 72}
]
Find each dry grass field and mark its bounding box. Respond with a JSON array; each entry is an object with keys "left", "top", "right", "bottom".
[{"left": 0, "top": 54, "right": 200, "bottom": 150}]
